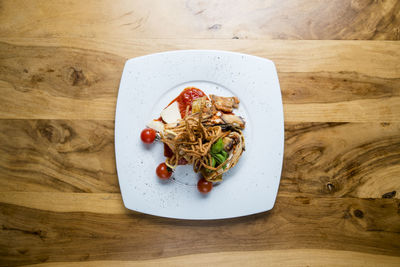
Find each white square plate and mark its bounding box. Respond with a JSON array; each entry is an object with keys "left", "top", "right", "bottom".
[{"left": 115, "top": 50, "right": 284, "bottom": 219}]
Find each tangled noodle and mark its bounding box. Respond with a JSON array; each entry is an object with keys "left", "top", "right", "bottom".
[{"left": 161, "top": 104, "right": 244, "bottom": 182}]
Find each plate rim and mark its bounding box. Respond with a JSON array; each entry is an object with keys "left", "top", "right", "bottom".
[{"left": 115, "top": 49, "right": 284, "bottom": 220}]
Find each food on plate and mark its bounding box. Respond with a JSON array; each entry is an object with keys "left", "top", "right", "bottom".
[
  {"left": 140, "top": 128, "right": 156, "bottom": 144},
  {"left": 141, "top": 87, "right": 245, "bottom": 193},
  {"left": 209, "top": 94, "right": 239, "bottom": 113},
  {"left": 156, "top": 163, "right": 172, "bottom": 179},
  {"left": 197, "top": 177, "right": 213, "bottom": 194}
]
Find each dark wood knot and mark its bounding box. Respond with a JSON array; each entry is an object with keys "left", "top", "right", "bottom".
[
  {"left": 208, "top": 24, "right": 222, "bottom": 30},
  {"left": 327, "top": 182, "right": 335, "bottom": 192},
  {"left": 382, "top": 191, "right": 396, "bottom": 199},
  {"left": 38, "top": 124, "right": 56, "bottom": 142},
  {"left": 68, "top": 67, "right": 87, "bottom": 86},
  {"left": 353, "top": 209, "right": 364, "bottom": 218},
  {"left": 37, "top": 122, "right": 74, "bottom": 144}
]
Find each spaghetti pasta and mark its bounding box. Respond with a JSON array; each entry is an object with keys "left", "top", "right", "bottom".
[
  {"left": 144, "top": 87, "right": 245, "bottom": 188},
  {"left": 160, "top": 92, "right": 245, "bottom": 182}
]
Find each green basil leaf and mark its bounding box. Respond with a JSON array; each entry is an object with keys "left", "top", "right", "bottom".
[
  {"left": 214, "top": 153, "right": 225, "bottom": 164},
  {"left": 211, "top": 138, "right": 224, "bottom": 154},
  {"left": 211, "top": 157, "right": 216, "bottom": 168},
  {"left": 220, "top": 150, "right": 228, "bottom": 159}
]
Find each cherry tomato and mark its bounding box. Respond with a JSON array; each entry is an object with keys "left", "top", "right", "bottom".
[
  {"left": 156, "top": 163, "right": 172, "bottom": 179},
  {"left": 140, "top": 128, "right": 156, "bottom": 144},
  {"left": 197, "top": 177, "right": 213, "bottom": 193}
]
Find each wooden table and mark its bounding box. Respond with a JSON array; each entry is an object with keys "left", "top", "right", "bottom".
[{"left": 1, "top": 1, "right": 399, "bottom": 266}]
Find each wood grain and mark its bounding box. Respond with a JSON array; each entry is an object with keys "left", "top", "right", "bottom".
[
  {"left": 0, "top": 39, "right": 399, "bottom": 121},
  {"left": 2, "top": 38, "right": 399, "bottom": 78},
  {"left": 1, "top": 1, "right": 400, "bottom": 265},
  {"left": 282, "top": 122, "right": 400, "bottom": 198},
  {"left": 0, "top": 120, "right": 399, "bottom": 199},
  {"left": 0, "top": 0, "right": 399, "bottom": 40},
  {"left": 0, "top": 195, "right": 399, "bottom": 266},
  {"left": 0, "top": 120, "right": 117, "bottom": 192},
  {"left": 0, "top": 193, "right": 125, "bottom": 214},
  {"left": 25, "top": 250, "right": 400, "bottom": 267}
]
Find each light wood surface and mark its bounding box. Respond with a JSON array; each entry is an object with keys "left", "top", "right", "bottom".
[
  {"left": 0, "top": 0, "right": 399, "bottom": 266},
  {"left": 26, "top": 250, "right": 400, "bottom": 267},
  {"left": 1, "top": 39, "right": 399, "bottom": 121},
  {"left": 1, "top": 0, "right": 399, "bottom": 40}
]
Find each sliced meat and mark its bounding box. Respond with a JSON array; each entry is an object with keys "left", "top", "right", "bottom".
[
  {"left": 178, "top": 157, "right": 188, "bottom": 165},
  {"left": 226, "top": 132, "right": 245, "bottom": 169},
  {"left": 203, "top": 113, "right": 245, "bottom": 130},
  {"left": 209, "top": 114, "right": 224, "bottom": 125},
  {"left": 221, "top": 114, "right": 245, "bottom": 129},
  {"left": 228, "top": 132, "right": 241, "bottom": 145},
  {"left": 222, "top": 136, "right": 234, "bottom": 151},
  {"left": 210, "top": 95, "right": 239, "bottom": 113}
]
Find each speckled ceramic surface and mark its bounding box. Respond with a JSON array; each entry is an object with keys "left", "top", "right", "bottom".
[{"left": 115, "top": 50, "right": 284, "bottom": 219}]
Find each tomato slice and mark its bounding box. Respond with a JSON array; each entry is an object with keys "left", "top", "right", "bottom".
[{"left": 166, "top": 87, "right": 207, "bottom": 118}]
